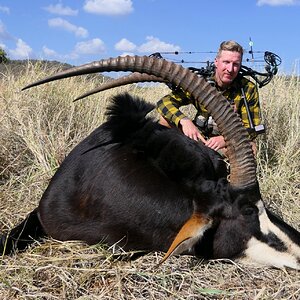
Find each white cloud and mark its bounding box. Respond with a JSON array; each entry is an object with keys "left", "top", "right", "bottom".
[
  {"left": 9, "top": 39, "right": 33, "bottom": 59},
  {"left": 42, "top": 46, "right": 58, "bottom": 57},
  {"left": 137, "top": 36, "right": 181, "bottom": 53},
  {"left": 257, "top": 0, "right": 300, "bottom": 5},
  {"left": 0, "top": 42, "right": 7, "bottom": 50},
  {"left": 42, "top": 45, "right": 77, "bottom": 61},
  {"left": 115, "top": 38, "right": 136, "bottom": 51},
  {"left": 41, "top": 39, "right": 107, "bottom": 61},
  {"left": 42, "top": 46, "right": 72, "bottom": 60},
  {"left": 73, "top": 38, "right": 106, "bottom": 55},
  {"left": 44, "top": 4, "right": 78, "bottom": 16},
  {"left": 48, "top": 18, "right": 88, "bottom": 38},
  {"left": 0, "top": 6, "right": 10, "bottom": 14},
  {"left": 83, "top": 0, "right": 133, "bottom": 15},
  {"left": 119, "top": 52, "right": 135, "bottom": 57},
  {"left": 0, "top": 21, "right": 11, "bottom": 40}
]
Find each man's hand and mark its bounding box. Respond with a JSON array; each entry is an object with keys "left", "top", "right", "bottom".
[
  {"left": 250, "top": 141, "right": 257, "bottom": 157},
  {"left": 179, "top": 118, "right": 206, "bottom": 143},
  {"left": 205, "top": 136, "right": 226, "bottom": 151}
]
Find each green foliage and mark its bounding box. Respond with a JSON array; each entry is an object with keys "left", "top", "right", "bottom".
[{"left": 0, "top": 47, "right": 9, "bottom": 63}]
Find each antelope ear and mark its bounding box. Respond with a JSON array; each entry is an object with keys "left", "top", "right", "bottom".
[{"left": 159, "top": 214, "right": 212, "bottom": 264}]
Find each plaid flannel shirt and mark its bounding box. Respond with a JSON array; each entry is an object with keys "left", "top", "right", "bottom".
[{"left": 156, "top": 74, "right": 261, "bottom": 140}]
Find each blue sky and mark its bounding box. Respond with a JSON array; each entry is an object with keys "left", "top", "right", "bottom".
[{"left": 0, "top": 0, "right": 300, "bottom": 74}]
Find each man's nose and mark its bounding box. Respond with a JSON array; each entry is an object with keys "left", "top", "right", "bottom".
[{"left": 226, "top": 63, "right": 234, "bottom": 72}]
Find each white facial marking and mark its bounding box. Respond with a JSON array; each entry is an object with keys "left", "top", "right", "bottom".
[
  {"left": 256, "top": 200, "right": 300, "bottom": 258},
  {"left": 244, "top": 200, "right": 300, "bottom": 269},
  {"left": 243, "top": 237, "right": 299, "bottom": 270},
  {"left": 256, "top": 200, "right": 270, "bottom": 235}
]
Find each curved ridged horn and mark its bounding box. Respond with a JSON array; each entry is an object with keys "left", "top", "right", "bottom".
[
  {"left": 74, "top": 72, "right": 167, "bottom": 101},
  {"left": 22, "top": 55, "right": 257, "bottom": 189}
]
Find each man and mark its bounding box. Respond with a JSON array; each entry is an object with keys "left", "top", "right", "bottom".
[{"left": 156, "top": 40, "right": 261, "bottom": 156}]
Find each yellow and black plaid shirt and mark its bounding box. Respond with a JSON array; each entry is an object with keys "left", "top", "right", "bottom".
[{"left": 156, "top": 74, "right": 261, "bottom": 139}]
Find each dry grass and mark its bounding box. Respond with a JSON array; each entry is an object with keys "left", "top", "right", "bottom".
[{"left": 0, "top": 62, "right": 299, "bottom": 299}]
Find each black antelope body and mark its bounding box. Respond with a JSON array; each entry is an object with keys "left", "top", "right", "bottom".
[{"left": 0, "top": 56, "right": 299, "bottom": 269}]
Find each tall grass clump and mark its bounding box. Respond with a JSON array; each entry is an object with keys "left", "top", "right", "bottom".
[
  {"left": 0, "top": 62, "right": 299, "bottom": 299},
  {"left": 0, "top": 62, "right": 169, "bottom": 225},
  {"left": 256, "top": 74, "right": 300, "bottom": 226}
]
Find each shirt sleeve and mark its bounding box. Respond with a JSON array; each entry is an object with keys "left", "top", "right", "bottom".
[
  {"left": 240, "top": 81, "right": 261, "bottom": 139},
  {"left": 156, "top": 89, "right": 193, "bottom": 127}
]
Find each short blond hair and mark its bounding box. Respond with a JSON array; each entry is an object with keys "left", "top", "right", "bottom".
[{"left": 217, "top": 40, "right": 243, "bottom": 58}]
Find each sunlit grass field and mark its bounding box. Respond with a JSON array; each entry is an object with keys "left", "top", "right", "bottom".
[{"left": 0, "top": 61, "right": 299, "bottom": 299}]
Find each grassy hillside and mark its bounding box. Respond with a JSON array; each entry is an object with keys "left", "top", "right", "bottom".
[{"left": 0, "top": 62, "right": 299, "bottom": 299}]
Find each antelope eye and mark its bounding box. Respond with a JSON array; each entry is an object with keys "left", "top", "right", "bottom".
[{"left": 241, "top": 206, "right": 257, "bottom": 216}]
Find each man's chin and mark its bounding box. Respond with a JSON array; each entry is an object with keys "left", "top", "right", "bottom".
[{"left": 223, "top": 77, "right": 233, "bottom": 84}]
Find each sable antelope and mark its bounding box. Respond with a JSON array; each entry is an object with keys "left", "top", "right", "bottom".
[{"left": 0, "top": 56, "right": 299, "bottom": 269}]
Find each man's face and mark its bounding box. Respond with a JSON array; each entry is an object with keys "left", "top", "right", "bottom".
[{"left": 214, "top": 50, "right": 242, "bottom": 88}]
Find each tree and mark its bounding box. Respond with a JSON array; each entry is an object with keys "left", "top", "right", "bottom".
[{"left": 0, "top": 48, "right": 9, "bottom": 63}]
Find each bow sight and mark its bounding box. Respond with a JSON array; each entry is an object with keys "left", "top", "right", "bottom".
[{"left": 241, "top": 51, "right": 282, "bottom": 88}]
